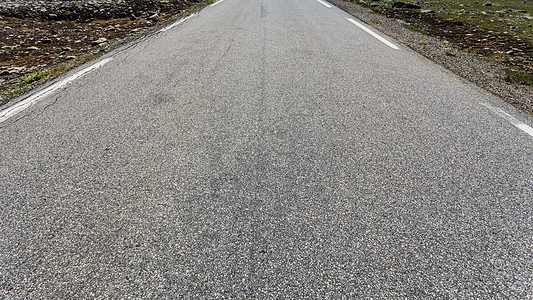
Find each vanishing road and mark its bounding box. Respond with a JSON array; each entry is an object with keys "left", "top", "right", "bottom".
[{"left": 1, "top": 0, "right": 532, "bottom": 297}]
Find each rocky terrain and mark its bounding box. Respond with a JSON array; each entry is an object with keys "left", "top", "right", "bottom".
[
  {"left": 0, "top": 0, "right": 206, "bottom": 106},
  {"left": 0, "top": 0, "right": 532, "bottom": 113}
]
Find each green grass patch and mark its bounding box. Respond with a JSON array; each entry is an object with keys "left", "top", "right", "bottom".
[
  {"left": 505, "top": 69, "right": 533, "bottom": 86},
  {"left": 369, "top": 6, "right": 381, "bottom": 13},
  {"left": 402, "top": 24, "right": 429, "bottom": 35},
  {"left": 445, "top": 50, "right": 457, "bottom": 56},
  {"left": 13, "top": 69, "right": 50, "bottom": 88}
]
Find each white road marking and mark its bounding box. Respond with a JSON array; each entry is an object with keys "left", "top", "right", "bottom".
[
  {"left": 317, "top": 0, "right": 332, "bottom": 8},
  {"left": 160, "top": 14, "right": 196, "bottom": 32},
  {"left": 210, "top": 0, "right": 224, "bottom": 6},
  {"left": 481, "top": 103, "right": 533, "bottom": 137},
  {"left": 0, "top": 58, "right": 113, "bottom": 124},
  {"left": 346, "top": 18, "right": 399, "bottom": 50}
]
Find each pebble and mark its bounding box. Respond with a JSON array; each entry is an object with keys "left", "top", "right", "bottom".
[
  {"left": 7, "top": 66, "right": 26, "bottom": 74},
  {"left": 91, "top": 37, "right": 108, "bottom": 46},
  {"left": 147, "top": 13, "right": 159, "bottom": 21}
]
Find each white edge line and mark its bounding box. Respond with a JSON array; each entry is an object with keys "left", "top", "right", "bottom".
[
  {"left": 210, "top": 0, "right": 224, "bottom": 7},
  {"left": 481, "top": 103, "right": 533, "bottom": 137},
  {"left": 160, "top": 13, "right": 196, "bottom": 32},
  {"left": 346, "top": 18, "right": 399, "bottom": 50},
  {"left": 317, "top": 0, "right": 332, "bottom": 8},
  {"left": 0, "top": 58, "right": 113, "bottom": 124}
]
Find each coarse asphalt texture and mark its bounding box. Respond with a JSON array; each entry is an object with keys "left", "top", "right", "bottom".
[{"left": 1, "top": 0, "right": 532, "bottom": 298}]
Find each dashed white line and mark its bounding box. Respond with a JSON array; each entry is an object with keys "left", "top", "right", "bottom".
[
  {"left": 346, "top": 18, "right": 399, "bottom": 50},
  {"left": 481, "top": 103, "right": 533, "bottom": 137},
  {"left": 160, "top": 14, "right": 196, "bottom": 32},
  {"left": 210, "top": 0, "right": 224, "bottom": 6},
  {"left": 0, "top": 58, "right": 113, "bottom": 124},
  {"left": 317, "top": 0, "right": 332, "bottom": 8}
]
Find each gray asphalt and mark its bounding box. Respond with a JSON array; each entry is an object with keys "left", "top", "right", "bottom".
[{"left": 1, "top": 0, "right": 532, "bottom": 298}]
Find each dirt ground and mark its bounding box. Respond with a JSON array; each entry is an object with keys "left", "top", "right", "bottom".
[{"left": 378, "top": 7, "right": 533, "bottom": 77}]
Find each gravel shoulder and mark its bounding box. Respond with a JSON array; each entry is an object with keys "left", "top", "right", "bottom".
[{"left": 329, "top": 0, "right": 532, "bottom": 113}]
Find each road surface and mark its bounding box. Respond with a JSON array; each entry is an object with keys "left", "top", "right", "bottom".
[{"left": 1, "top": 0, "right": 532, "bottom": 297}]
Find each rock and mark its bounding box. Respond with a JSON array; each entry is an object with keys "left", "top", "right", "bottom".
[
  {"left": 4, "top": 26, "right": 13, "bottom": 30},
  {"left": 66, "top": 56, "right": 76, "bottom": 60},
  {"left": 421, "top": 9, "right": 435, "bottom": 13},
  {"left": 370, "top": 3, "right": 380, "bottom": 6},
  {"left": 147, "top": 13, "right": 159, "bottom": 21},
  {"left": 48, "top": 13, "right": 58, "bottom": 20},
  {"left": 483, "top": 1, "right": 502, "bottom": 6},
  {"left": 392, "top": 1, "right": 422, "bottom": 9},
  {"left": 91, "top": 37, "right": 108, "bottom": 46},
  {"left": 7, "top": 67, "right": 26, "bottom": 74},
  {"left": 26, "top": 46, "right": 39, "bottom": 51},
  {"left": 129, "top": 14, "right": 137, "bottom": 21}
]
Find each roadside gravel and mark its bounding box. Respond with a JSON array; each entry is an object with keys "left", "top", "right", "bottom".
[{"left": 329, "top": 0, "right": 533, "bottom": 113}]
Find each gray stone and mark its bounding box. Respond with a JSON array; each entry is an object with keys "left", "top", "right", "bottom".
[
  {"left": 483, "top": 1, "right": 502, "bottom": 6},
  {"left": 91, "top": 37, "right": 108, "bottom": 46},
  {"left": 147, "top": 13, "right": 159, "bottom": 21}
]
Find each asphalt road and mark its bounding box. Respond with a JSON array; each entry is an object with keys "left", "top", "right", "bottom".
[{"left": 1, "top": 0, "right": 532, "bottom": 297}]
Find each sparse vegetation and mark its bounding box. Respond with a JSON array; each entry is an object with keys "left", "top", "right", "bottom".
[
  {"left": 402, "top": 23, "right": 429, "bottom": 35},
  {"left": 505, "top": 69, "right": 533, "bottom": 86},
  {"left": 13, "top": 69, "right": 49, "bottom": 88},
  {"left": 445, "top": 50, "right": 457, "bottom": 56}
]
